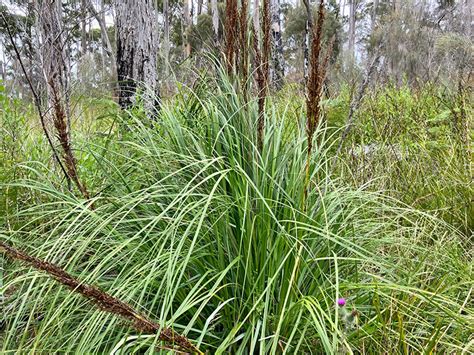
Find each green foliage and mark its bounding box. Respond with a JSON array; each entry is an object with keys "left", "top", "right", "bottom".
[
  {"left": 0, "top": 86, "right": 42, "bottom": 226},
  {"left": 331, "top": 83, "right": 473, "bottom": 233},
  {"left": 0, "top": 76, "right": 472, "bottom": 353}
]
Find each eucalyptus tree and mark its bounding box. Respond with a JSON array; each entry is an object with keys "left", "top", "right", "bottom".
[
  {"left": 211, "top": 0, "right": 219, "bottom": 43},
  {"left": 115, "top": 0, "right": 160, "bottom": 112},
  {"left": 183, "top": 0, "right": 192, "bottom": 58},
  {"left": 163, "top": 0, "right": 170, "bottom": 78},
  {"left": 84, "top": 0, "right": 116, "bottom": 80}
]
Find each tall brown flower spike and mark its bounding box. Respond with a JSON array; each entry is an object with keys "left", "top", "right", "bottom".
[{"left": 0, "top": 241, "right": 202, "bottom": 354}]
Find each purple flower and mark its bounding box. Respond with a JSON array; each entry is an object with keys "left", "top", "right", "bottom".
[{"left": 337, "top": 298, "right": 346, "bottom": 307}]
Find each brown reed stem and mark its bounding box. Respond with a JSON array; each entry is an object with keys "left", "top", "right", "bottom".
[
  {"left": 0, "top": 241, "right": 202, "bottom": 354},
  {"left": 225, "top": 0, "right": 238, "bottom": 75},
  {"left": 304, "top": 0, "right": 331, "bottom": 204},
  {"left": 49, "top": 79, "right": 91, "bottom": 201},
  {"left": 254, "top": 0, "right": 271, "bottom": 150}
]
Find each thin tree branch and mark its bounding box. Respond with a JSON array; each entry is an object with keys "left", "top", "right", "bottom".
[{"left": 336, "top": 53, "right": 381, "bottom": 156}]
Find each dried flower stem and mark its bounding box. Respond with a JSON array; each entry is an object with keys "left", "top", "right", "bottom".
[
  {"left": 304, "top": 0, "right": 333, "bottom": 203},
  {"left": 50, "top": 80, "right": 91, "bottom": 200},
  {"left": 225, "top": 0, "right": 238, "bottom": 75},
  {"left": 0, "top": 241, "right": 202, "bottom": 354},
  {"left": 336, "top": 53, "right": 381, "bottom": 156},
  {"left": 254, "top": 0, "right": 271, "bottom": 150}
]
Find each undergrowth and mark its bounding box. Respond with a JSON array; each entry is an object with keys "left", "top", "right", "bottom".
[{"left": 0, "top": 78, "right": 472, "bottom": 353}]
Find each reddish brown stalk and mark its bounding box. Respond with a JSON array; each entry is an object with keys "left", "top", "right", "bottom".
[
  {"left": 49, "top": 79, "right": 91, "bottom": 201},
  {"left": 225, "top": 0, "right": 239, "bottom": 75},
  {"left": 254, "top": 0, "right": 271, "bottom": 150},
  {"left": 0, "top": 241, "right": 202, "bottom": 354},
  {"left": 306, "top": 0, "right": 325, "bottom": 149},
  {"left": 1, "top": 13, "right": 92, "bottom": 206},
  {"left": 304, "top": 0, "right": 332, "bottom": 203},
  {"left": 319, "top": 36, "right": 335, "bottom": 91}
]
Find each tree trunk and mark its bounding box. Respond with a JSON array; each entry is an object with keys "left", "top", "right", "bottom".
[
  {"left": 211, "top": 0, "right": 219, "bottom": 44},
  {"left": 163, "top": 0, "right": 170, "bottom": 78},
  {"left": 393, "top": 0, "right": 400, "bottom": 12},
  {"left": 84, "top": 0, "right": 117, "bottom": 87},
  {"left": 183, "top": 0, "right": 192, "bottom": 58},
  {"left": 0, "top": 59, "right": 5, "bottom": 83},
  {"left": 371, "top": 0, "right": 378, "bottom": 31},
  {"left": 271, "top": 0, "right": 284, "bottom": 89},
  {"left": 262, "top": 0, "right": 271, "bottom": 84},
  {"left": 85, "top": 0, "right": 117, "bottom": 81},
  {"left": 115, "top": 0, "right": 159, "bottom": 114},
  {"left": 197, "top": 0, "right": 203, "bottom": 15},
  {"left": 348, "top": 0, "right": 356, "bottom": 63}
]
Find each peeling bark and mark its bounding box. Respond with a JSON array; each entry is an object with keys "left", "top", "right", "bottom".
[{"left": 211, "top": 0, "right": 219, "bottom": 43}]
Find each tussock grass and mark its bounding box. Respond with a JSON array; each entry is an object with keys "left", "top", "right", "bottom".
[{"left": 0, "top": 77, "right": 472, "bottom": 353}]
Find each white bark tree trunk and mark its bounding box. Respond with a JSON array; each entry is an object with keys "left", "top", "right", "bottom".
[
  {"left": 211, "top": 0, "right": 219, "bottom": 43},
  {"left": 80, "top": 0, "right": 87, "bottom": 56},
  {"left": 115, "top": 0, "right": 159, "bottom": 113},
  {"left": 85, "top": 0, "right": 117, "bottom": 80},
  {"left": 302, "top": 0, "right": 312, "bottom": 85},
  {"left": 198, "top": 0, "right": 203, "bottom": 15},
  {"left": 183, "top": 0, "right": 192, "bottom": 57},
  {"left": 371, "top": 0, "right": 378, "bottom": 31}
]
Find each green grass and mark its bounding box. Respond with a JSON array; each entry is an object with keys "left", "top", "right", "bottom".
[{"left": 0, "top": 77, "right": 472, "bottom": 353}]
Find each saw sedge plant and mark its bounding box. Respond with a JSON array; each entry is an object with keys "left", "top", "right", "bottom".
[{"left": 0, "top": 73, "right": 472, "bottom": 354}]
